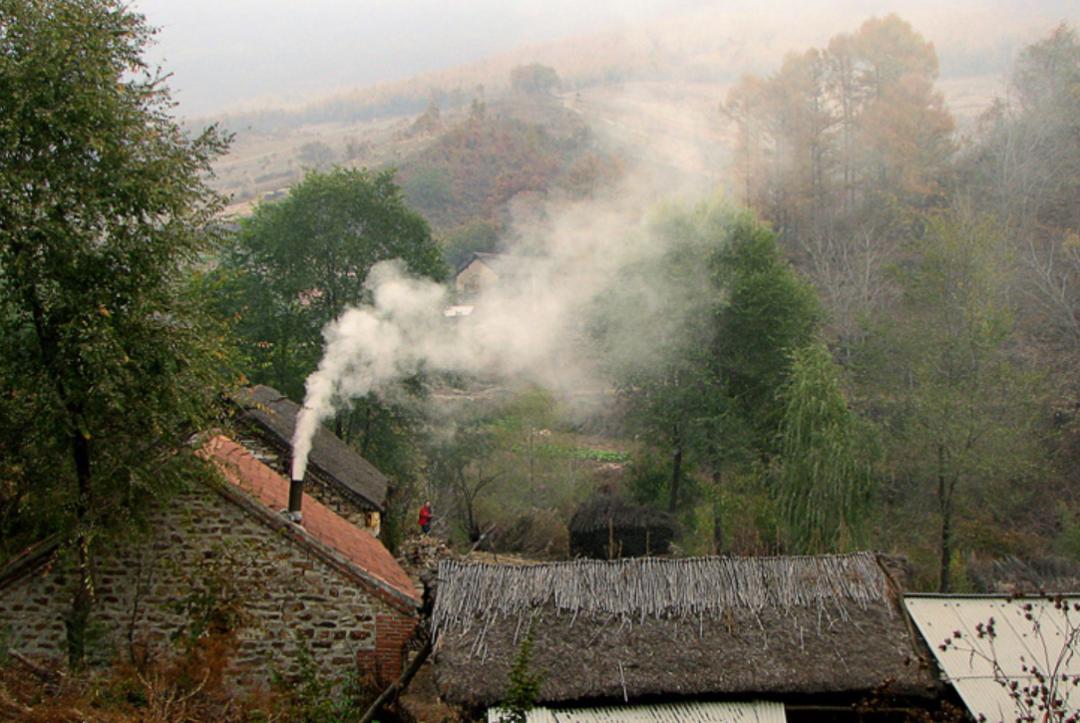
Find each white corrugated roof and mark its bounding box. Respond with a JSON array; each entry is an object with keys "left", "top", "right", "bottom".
[
  {"left": 487, "top": 701, "right": 786, "bottom": 723},
  {"left": 905, "top": 595, "right": 1080, "bottom": 721}
]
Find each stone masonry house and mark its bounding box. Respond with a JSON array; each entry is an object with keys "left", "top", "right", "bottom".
[
  {"left": 0, "top": 435, "right": 420, "bottom": 690},
  {"left": 231, "top": 385, "right": 387, "bottom": 535}
]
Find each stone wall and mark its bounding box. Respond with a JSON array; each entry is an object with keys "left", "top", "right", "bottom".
[{"left": 0, "top": 483, "right": 416, "bottom": 689}]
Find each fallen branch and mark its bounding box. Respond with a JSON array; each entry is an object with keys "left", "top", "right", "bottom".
[
  {"left": 359, "top": 636, "right": 433, "bottom": 723},
  {"left": 469, "top": 523, "right": 498, "bottom": 554}
]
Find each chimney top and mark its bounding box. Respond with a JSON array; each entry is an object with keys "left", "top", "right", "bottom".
[{"left": 287, "top": 476, "right": 304, "bottom": 523}]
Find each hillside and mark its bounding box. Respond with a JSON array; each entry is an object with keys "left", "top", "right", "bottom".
[{"left": 206, "top": 1, "right": 1068, "bottom": 225}]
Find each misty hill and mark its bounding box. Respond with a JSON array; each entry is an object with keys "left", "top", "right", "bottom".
[
  {"left": 396, "top": 95, "right": 621, "bottom": 247},
  {"left": 207, "top": 3, "right": 1071, "bottom": 220}
]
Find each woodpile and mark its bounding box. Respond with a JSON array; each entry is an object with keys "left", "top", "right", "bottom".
[{"left": 397, "top": 535, "right": 455, "bottom": 580}]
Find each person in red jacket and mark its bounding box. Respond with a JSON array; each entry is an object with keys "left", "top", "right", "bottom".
[{"left": 418, "top": 500, "right": 432, "bottom": 534}]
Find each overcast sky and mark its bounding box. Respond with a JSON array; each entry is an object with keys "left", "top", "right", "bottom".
[
  {"left": 131, "top": 0, "right": 1075, "bottom": 119},
  {"left": 132, "top": 0, "right": 715, "bottom": 117}
]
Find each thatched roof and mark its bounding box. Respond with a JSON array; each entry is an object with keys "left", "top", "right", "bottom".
[
  {"left": 967, "top": 555, "right": 1080, "bottom": 594},
  {"left": 230, "top": 385, "right": 387, "bottom": 511},
  {"left": 569, "top": 494, "right": 677, "bottom": 559},
  {"left": 432, "top": 553, "right": 937, "bottom": 708},
  {"left": 568, "top": 494, "right": 677, "bottom": 535}
]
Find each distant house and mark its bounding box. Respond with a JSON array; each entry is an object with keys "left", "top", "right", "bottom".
[
  {"left": 454, "top": 252, "right": 537, "bottom": 299},
  {"left": 231, "top": 385, "right": 387, "bottom": 535},
  {"left": 568, "top": 492, "right": 677, "bottom": 559},
  {"left": 0, "top": 435, "right": 420, "bottom": 690},
  {"left": 432, "top": 553, "right": 942, "bottom": 720}
]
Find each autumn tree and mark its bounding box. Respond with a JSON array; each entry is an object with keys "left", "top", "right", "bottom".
[
  {"left": 724, "top": 15, "right": 954, "bottom": 351},
  {"left": 0, "top": 0, "right": 234, "bottom": 663},
  {"left": 966, "top": 25, "right": 1080, "bottom": 355}
]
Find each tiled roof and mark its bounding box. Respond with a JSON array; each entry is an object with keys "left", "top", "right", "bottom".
[
  {"left": 230, "top": 385, "right": 388, "bottom": 511},
  {"left": 200, "top": 435, "right": 419, "bottom": 606}
]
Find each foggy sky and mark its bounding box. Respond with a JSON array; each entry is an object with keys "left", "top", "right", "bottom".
[
  {"left": 132, "top": 0, "right": 710, "bottom": 117},
  {"left": 132, "top": 0, "right": 1076, "bottom": 119}
]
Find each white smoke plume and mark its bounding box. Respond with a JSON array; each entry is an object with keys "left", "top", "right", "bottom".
[{"left": 290, "top": 83, "right": 725, "bottom": 481}]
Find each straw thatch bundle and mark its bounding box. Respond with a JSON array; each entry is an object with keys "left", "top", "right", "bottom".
[{"left": 432, "top": 553, "right": 937, "bottom": 708}]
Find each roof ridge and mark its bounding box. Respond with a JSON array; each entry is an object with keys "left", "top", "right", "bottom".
[{"left": 434, "top": 553, "right": 890, "bottom": 639}]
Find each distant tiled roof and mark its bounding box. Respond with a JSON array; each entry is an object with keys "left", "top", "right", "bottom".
[
  {"left": 230, "top": 385, "right": 387, "bottom": 511},
  {"left": 455, "top": 251, "right": 536, "bottom": 279},
  {"left": 201, "top": 435, "right": 419, "bottom": 608}
]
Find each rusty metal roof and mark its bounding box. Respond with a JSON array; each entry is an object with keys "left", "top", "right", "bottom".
[
  {"left": 488, "top": 701, "right": 786, "bottom": 723},
  {"left": 904, "top": 595, "right": 1080, "bottom": 721}
]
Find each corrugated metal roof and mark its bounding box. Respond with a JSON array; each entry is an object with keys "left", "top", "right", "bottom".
[
  {"left": 487, "top": 701, "right": 787, "bottom": 723},
  {"left": 905, "top": 595, "right": 1080, "bottom": 720}
]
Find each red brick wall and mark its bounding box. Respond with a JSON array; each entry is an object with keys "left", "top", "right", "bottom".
[{"left": 355, "top": 612, "right": 418, "bottom": 683}]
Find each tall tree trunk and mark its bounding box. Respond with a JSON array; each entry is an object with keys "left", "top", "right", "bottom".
[
  {"left": 711, "top": 470, "right": 723, "bottom": 554},
  {"left": 668, "top": 424, "right": 683, "bottom": 514},
  {"left": 937, "top": 443, "right": 952, "bottom": 593},
  {"left": 360, "top": 403, "right": 374, "bottom": 458},
  {"left": 23, "top": 278, "right": 97, "bottom": 668},
  {"left": 66, "top": 430, "right": 94, "bottom": 668}
]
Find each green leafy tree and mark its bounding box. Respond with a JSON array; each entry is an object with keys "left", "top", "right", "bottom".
[
  {"left": 594, "top": 201, "right": 728, "bottom": 514},
  {"left": 712, "top": 215, "right": 823, "bottom": 459},
  {"left": 218, "top": 167, "right": 446, "bottom": 402},
  {"left": 595, "top": 204, "right": 821, "bottom": 523},
  {"left": 775, "top": 342, "right": 877, "bottom": 553},
  {"left": 861, "top": 212, "right": 1044, "bottom": 591},
  {"left": 0, "top": 0, "right": 234, "bottom": 664}
]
